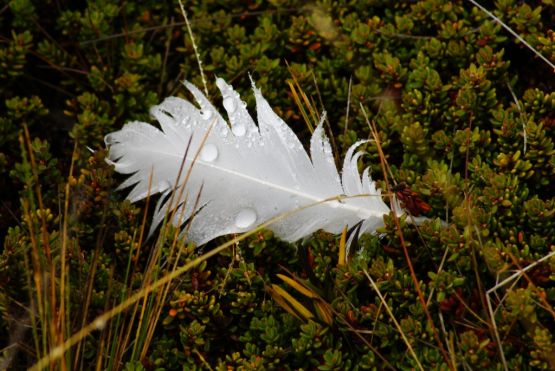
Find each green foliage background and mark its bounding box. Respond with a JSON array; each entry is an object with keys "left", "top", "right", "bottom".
[{"left": 1, "top": 0, "right": 554, "bottom": 369}]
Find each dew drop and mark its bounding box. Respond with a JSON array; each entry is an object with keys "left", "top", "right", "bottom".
[
  {"left": 223, "top": 97, "right": 236, "bottom": 113},
  {"left": 105, "top": 134, "right": 115, "bottom": 145},
  {"left": 201, "top": 110, "right": 212, "bottom": 120},
  {"left": 200, "top": 144, "right": 218, "bottom": 162},
  {"left": 232, "top": 123, "right": 246, "bottom": 136},
  {"left": 329, "top": 200, "right": 341, "bottom": 209},
  {"left": 235, "top": 208, "right": 257, "bottom": 229}
]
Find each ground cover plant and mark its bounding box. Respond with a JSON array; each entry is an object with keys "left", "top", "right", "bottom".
[{"left": 1, "top": 0, "right": 554, "bottom": 369}]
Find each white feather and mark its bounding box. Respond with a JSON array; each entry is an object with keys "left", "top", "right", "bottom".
[{"left": 105, "top": 78, "right": 391, "bottom": 245}]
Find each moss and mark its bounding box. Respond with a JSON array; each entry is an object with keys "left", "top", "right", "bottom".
[{"left": 1, "top": 0, "right": 554, "bottom": 369}]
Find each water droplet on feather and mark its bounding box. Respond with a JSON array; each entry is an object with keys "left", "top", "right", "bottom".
[
  {"left": 235, "top": 208, "right": 257, "bottom": 228},
  {"left": 232, "top": 123, "right": 246, "bottom": 136},
  {"left": 105, "top": 134, "right": 115, "bottom": 145},
  {"left": 223, "top": 97, "right": 236, "bottom": 113},
  {"left": 201, "top": 110, "right": 212, "bottom": 120},
  {"left": 200, "top": 144, "right": 218, "bottom": 162}
]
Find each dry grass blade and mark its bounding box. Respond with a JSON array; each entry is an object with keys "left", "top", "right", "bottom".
[
  {"left": 362, "top": 269, "right": 424, "bottom": 371},
  {"left": 286, "top": 79, "right": 315, "bottom": 133},
  {"left": 19, "top": 127, "right": 66, "bottom": 368},
  {"left": 28, "top": 190, "right": 383, "bottom": 370},
  {"left": 485, "top": 250, "right": 555, "bottom": 371},
  {"left": 465, "top": 0, "right": 555, "bottom": 71},
  {"left": 360, "top": 105, "right": 455, "bottom": 370},
  {"left": 285, "top": 65, "right": 341, "bottom": 164},
  {"left": 132, "top": 122, "right": 217, "bottom": 361},
  {"left": 274, "top": 273, "right": 333, "bottom": 324},
  {"left": 178, "top": 0, "right": 209, "bottom": 96},
  {"left": 338, "top": 225, "right": 347, "bottom": 266},
  {"left": 285, "top": 62, "right": 319, "bottom": 133},
  {"left": 314, "top": 300, "right": 333, "bottom": 325},
  {"left": 278, "top": 267, "right": 399, "bottom": 368},
  {"left": 313, "top": 300, "right": 333, "bottom": 325},
  {"left": 266, "top": 285, "right": 303, "bottom": 322},
  {"left": 344, "top": 76, "right": 352, "bottom": 135},
  {"left": 270, "top": 284, "right": 314, "bottom": 321},
  {"left": 276, "top": 274, "right": 319, "bottom": 299}
]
